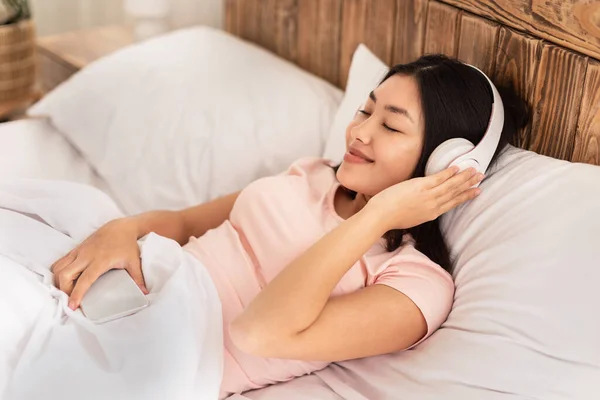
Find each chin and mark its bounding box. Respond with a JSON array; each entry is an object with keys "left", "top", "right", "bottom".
[{"left": 336, "top": 163, "right": 376, "bottom": 195}]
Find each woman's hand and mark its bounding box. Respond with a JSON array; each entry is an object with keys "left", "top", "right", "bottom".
[
  {"left": 366, "top": 166, "right": 484, "bottom": 232},
  {"left": 50, "top": 218, "right": 148, "bottom": 310}
]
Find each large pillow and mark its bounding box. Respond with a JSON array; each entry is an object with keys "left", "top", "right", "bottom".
[
  {"left": 0, "top": 119, "right": 108, "bottom": 191},
  {"left": 322, "top": 44, "right": 388, "bottom": 163},
  {"left": 28, "top": 26, "right": 342, "bottom": 215},
  {"left": 239, "top": 146, "right": 600, "bottom": 399}
]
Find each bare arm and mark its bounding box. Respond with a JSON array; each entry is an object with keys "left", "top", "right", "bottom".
[
  {"left": 230, "top": 168, "right": 481, "bottom": 361},
  {"left": 127, "top": 191, "right": 240, "bottom": 245}
]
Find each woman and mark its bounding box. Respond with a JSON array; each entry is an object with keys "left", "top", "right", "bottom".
[{"left": 50, "top": 54, "right": 529, "bottom": 398}]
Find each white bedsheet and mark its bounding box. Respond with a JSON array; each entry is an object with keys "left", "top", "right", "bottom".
[
  {"left": 0, "top": 119, "right": 343, "bottom": 400},
  {"left": 0, "top": 178, "right": 224, "bottom": 400}
]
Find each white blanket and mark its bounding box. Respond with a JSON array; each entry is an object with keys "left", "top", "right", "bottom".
[{"left": 0, "top": 179, "right": 224, "bottom": 400}]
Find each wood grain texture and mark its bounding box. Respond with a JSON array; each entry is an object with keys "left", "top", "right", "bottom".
[
  {"left": 392, "top": 0, "right": 428, "bottom": 64},
  {"left": 493, "top": 27, "right": 541, "bottom": 148},
  {"left": 258, "top": 0, "right": 279, "bottom": 54},
  {"left": 424, "top": 1, "right": 461, "bottom": 57},
  {"left": 241, "top": 0, "right": 262, "bottom": 45},
  {"left": 223, "top": 0, "right": 239, "bottom": 35},
  {"left": 259, "top": 0, "right": 298, "bottom": 61},
  {"left": 528, "top": 44, "right": 587, "bottom": 161},
  {"left": 297, "top": 0, "right": 343, "bottom": 85},
  {"left": 438, "top": 0, "right": 600, "bottom": 60},
  {"left": 572, "top": 60, "right": 600, "bottom": 165},
  {"left": 457, "top": 12, "right": 499, "bottom": 76},
  {"left": 222, "top": 0, "right": 600, "bottom": 166},
  {"left": 225, "top": 0, "right": 298, "bottom": 63},
  {"left": 227, "top": 0, "right": 262, "bottom": 44},
  {"left": 339, "top": 0, "right": 397, "bottom": 88}
]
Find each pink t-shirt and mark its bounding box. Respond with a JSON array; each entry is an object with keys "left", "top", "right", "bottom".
[{"left": 183, "top": 157, "right": 454, "bottom": 398}]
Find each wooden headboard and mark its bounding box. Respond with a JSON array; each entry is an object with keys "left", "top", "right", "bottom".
[{"left": 224, "top": 0, "right": 600, "bottom": 166}]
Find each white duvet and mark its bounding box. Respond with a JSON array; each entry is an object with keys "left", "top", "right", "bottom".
[{"left": 0, "top": 178, "right": 224, "bottom": 400}]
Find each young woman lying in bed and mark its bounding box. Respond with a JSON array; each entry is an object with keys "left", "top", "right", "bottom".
[{"left": 50, "top": 54, "right": 529, "bottom": 397}]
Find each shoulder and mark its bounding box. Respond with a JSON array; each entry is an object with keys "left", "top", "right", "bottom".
[
  {"left": 282, "top": 156, "right": 338, "bottom": 177},
  {"left": 280, "top": 157, "right": 339, "bottom": 196}
]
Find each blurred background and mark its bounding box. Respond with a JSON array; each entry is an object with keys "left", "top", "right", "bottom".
[
  {"left": 30, "top": 0, "right": 223, "bottom": 36},
  {"left": 0, "top": 0, "right": 223, "bottom": 120}
]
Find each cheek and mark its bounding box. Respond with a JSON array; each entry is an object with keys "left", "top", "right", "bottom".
[
  {"left": 380, "top": 140, "right": 418, "bottom": 162},
  {"left": 374, "top": 139, "right": 423, "bottom": 180}
]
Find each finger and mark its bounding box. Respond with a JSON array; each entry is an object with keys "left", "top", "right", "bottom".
[
  {"left": 125, "top": 258, "right": 149, "bottom": 294},
  {"left": 68, "top": 265, "right": 106, "bottom": 310},
  {"left": 433, "top": 167, "right": 478, "bottom": 196},
  {"left": 438, "top": 171, "right": 484, "bottom": 204},
  {"left": 53, "top": 253, "right": 80, "bottom": 289},
  {"left": 51, "top": 250, "right": 77, "bottom": 276},
  {"left": 439, "top": 187, "right": 481, "bottom": 215},
  {"left": 426, "top": 166, "right": 460, "bottom": 188},
  {"left": 57, "top": 256, "right": 90, "bottom": 296}
]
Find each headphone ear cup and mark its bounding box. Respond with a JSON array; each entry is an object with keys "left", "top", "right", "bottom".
[{"left": 425, "top": 138, "right": 475, "bottom": 176}]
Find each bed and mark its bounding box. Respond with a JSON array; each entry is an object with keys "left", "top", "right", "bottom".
[{"left": 2, "top": 0, "right": 600, "bottom": 399}]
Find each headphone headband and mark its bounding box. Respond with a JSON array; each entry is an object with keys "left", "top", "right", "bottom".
[{"left": 453, "top": 64, "right": 505, "bottom": 172}]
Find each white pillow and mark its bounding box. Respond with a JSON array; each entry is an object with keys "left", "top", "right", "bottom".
[
  {"left": 433, "top": 146, "right": 600, "bottom": 397},
  {"left": 243, "top": 146, "right": 600, "bottom": 399},
  {"left": 322, "top": 44, "right": 388, "bottom": 163},
  {"left": 28, "top": 26, "right": 342, "bottom": 215},
  {"left": 0, "top": 119, "right": 107, "bottom": 190}
]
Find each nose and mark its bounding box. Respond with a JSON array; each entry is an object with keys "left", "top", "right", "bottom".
[{"left": 350, "top": 117, "right": 375, "bottom": 144}]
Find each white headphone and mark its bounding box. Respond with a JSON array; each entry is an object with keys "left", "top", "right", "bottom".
[{"left": 424, "top": 64, "right": 505, "bottom": 178}]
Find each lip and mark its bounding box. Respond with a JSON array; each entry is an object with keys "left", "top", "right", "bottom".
[{"left": 345, "top": 147, "right": 374, "bottom": 163}]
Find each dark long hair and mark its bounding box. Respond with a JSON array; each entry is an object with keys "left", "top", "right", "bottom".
[{"left": 335, "top": 54, "right": 530, "bottom": 273}]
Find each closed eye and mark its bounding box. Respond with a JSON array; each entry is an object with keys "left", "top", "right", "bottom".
[
  {"left": 358, "top": 110, "right": 401, "bottom": 133},
  {"left": 383, "top": 124, "right": 400, "bottom": 133}
]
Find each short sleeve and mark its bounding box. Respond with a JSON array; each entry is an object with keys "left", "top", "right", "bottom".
[{"left": 373, "top": 256, "right": 455, "bottom": 343}]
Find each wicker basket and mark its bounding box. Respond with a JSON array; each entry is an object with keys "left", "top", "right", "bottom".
[{"left": 0, "top": 18, "right": 35, "bottom": 102}]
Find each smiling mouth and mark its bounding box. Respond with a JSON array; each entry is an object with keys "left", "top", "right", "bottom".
[
  {"left": 349, "top": 149, "right": 374, "bottom": 162},
  {"left": 344, "top": 149, "right": 374, "bottom": 164}
]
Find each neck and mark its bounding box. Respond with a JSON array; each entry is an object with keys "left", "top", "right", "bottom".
[{"left": 335, "top": 187, "right": 371, "bottom": 220}]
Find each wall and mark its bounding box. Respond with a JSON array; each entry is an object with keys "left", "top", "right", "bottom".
[{"left": 30, "top": 0, "right": 223, "bottom": 37}]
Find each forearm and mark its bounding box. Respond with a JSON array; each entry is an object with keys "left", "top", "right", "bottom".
[
  {"left": 123, "top": 191, "right": 240, "bottom": 246},
  {"left": 178, "top": 192, "right": 239, "bottom": 240},
  {"left": 232, "top": 206, "right": 386, "bottom": 346},
  {"left": 123, "top": 210, "right": 188, "bottom": 245}
]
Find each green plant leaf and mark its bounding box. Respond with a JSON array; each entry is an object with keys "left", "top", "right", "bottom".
[{"left": 1, "top": 0, "right": 30, "bottom": 25}]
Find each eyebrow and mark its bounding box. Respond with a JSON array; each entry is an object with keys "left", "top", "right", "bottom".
[{"left": 369, "top": 91, "right": 415, "bottom": 124}]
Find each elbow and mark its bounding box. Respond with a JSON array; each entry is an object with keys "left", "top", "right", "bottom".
[
  {"left": 229, "top": 316, "right": 295, "bottom": 358},
  {"left": 230, "top": 313, "right": 301, "bottom": 358},
  {"left": 229, "top": 317, "right": 267, "bottom": 357}
]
